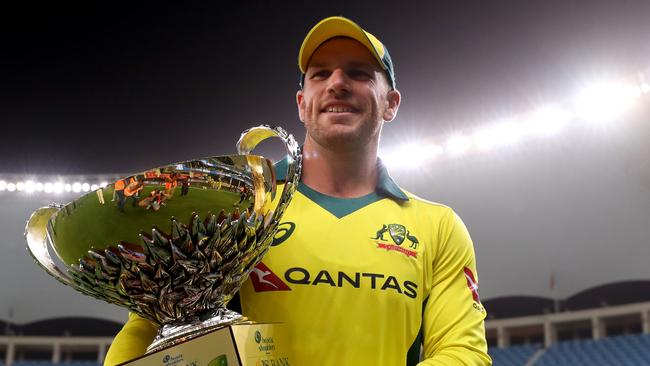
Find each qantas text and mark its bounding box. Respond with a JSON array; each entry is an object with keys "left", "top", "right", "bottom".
[{"left": 284, "top": 267, "right": 418, "bottom": 299}]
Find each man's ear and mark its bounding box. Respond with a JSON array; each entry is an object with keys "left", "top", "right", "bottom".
[
  {"left": 296, "top": 89, "right": 306, "bottom": 123},
  {"left": 383, "top": 89, "right": 401, "bottom": 122}
]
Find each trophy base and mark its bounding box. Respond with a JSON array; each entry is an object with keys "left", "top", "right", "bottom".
[
  {"left": 147, "top": 308, "right": 247, "bottom": 354},
  {"left": 120, "top": 322, "right": 290, "bottom": 366}
]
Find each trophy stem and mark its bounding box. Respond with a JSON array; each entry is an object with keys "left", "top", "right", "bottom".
[{"left": 146, "top": 308, "right": 248, "bottom": 354}]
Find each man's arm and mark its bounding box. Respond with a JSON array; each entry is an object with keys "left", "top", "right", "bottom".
[
  {"left": 103, "top": 297, "right": 241, "bottom": 366},
  {"left": 104, "top": 313, "right": 158, "bottom": 366},
  {"left": 419, "top": 209, "right": 491, "bottom": 365}
]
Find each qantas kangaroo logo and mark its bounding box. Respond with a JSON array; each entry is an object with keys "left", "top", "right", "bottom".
[
  {"left": 252, "top": 267, "right": 278, "bottom": 288},
  {"left": 250, "top": 262, "right": 291, "bottom": 292}
]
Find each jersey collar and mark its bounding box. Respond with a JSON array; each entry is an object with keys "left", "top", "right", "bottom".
[
  {"left": 273, "top": 155, "right": 409, "bottom": 202},
  {"left": 375, "top": 158, "right": 409, "bottom": 201}
]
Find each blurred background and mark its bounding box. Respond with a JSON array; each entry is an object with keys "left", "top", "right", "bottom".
[{"left": 1, "top": 1, "right": 650, "bottom": 365}]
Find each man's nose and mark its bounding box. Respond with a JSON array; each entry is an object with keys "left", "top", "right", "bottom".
[{"left": 327, "top": 69, "right": 350, "bottom": 95}]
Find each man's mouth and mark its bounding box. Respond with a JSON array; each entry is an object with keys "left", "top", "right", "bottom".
[{"left": 322, "top": 104, "right": 356, "bottom": 113}]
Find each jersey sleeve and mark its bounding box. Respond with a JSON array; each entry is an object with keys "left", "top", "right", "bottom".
[
  {"left": 104, "top": 312, "right": 158, "bottom": 366},
  {"left": 419, "top": 209, "right": 491, "bottom": 365}
]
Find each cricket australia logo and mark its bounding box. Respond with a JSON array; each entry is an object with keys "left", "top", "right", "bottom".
[{"left": 371, "top": 224, "right": 419, "bottom": 258}]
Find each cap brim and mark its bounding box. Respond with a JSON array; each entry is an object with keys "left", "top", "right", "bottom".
[{"left": 298, "top": 16, "right": 385, "bottom": 74}]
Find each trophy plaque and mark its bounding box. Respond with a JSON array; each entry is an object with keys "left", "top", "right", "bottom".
[
  {"left": 25, "top": 125, "right": 301, "bottom": 363},
  {"left": 120, "top": 322, "right": 290, "bottom": 366}
]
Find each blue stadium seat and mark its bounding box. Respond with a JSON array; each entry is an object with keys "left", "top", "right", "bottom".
[
  {"left": 488, "top": 343, "right": 541, "bottom": 366},
  {"left": 535, "top": 333, "right": 650, "bottom": 366}
]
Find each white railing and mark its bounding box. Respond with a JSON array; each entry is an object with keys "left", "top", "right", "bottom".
[
  {"left": 485, "top": 300, "right": 650, "bottom": 348},
  {"left": 0, "top": 336, "right": 113, "bottom": 366}
]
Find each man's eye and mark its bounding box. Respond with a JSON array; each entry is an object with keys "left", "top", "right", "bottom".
[
  {"left": 310, "top": 71, "right": 330, "bottom": 80},
  {"left": 349, "top": 69, "right": 372, "bottom": 80}
]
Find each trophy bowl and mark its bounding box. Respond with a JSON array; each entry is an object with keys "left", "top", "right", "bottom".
[{"left": 25, "top": 125, "right": 301, "bottom": 353}]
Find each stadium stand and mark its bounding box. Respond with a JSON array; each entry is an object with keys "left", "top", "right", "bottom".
[
  {"left": 488, "top": 343, "right": 541, "bottom": 366},
  {"left": 535, "top": 333, "right": 650, "bottom": 366},
  {"left": 485, "top": 333, "right": 650, "bottom": 365},
  {"left": 482, "top": 286, "right": 650, "bottom": 365},
  {"left": 1, "top": 300, "right": 648, "bottom": 365}
]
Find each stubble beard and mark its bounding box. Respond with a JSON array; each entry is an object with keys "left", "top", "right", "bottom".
[{"left": 306, "top": 111, "right": 384, "bottom": 153}]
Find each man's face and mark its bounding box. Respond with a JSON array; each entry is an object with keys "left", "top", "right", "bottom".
[{"left": 297, "top": 37, "right": 400, "bottom": 151}]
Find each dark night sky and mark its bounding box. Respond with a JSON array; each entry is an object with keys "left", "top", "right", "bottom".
[{"left": 2, "top": 0, "right": 650, "bottom": 174}]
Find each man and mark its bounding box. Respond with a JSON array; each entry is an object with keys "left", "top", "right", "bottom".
[
  {"left": 113, "top": 178, "right": 127, "bottom": 212},
  {"left": 104, "top": 16, "right": 490, "bottom": 366},
  {"left": 137, "top": 189, "right": 167, "bottom": 210},
  {"left": 124, "top": 176, "right": 143, "bottom": 207},
  {"left": 180, "top": 177, "right": 190, "bottom": 196},
  {"left": 233, "top": 185, "right": 250, "bottom": 207},
  {"left": 164, "top": 173, "right": 177, "bottom": 199}
]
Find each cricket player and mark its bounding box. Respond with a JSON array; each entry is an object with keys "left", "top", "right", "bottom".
[{"left": 105, "top": 16, "right": 490, "bottom": 366}]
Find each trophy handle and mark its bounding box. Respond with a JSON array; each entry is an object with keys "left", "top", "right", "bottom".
[
  {"left": 236, "top": 125, "right": 302, "bottom": 228},
  {"left": 25, "top": 206, "right": 77, "bottom": 288}
]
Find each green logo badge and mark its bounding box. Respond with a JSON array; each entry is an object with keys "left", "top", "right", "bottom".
[
  {"left": 388, "top": 224, "right": 406, "bottom": 245},
  {"left": 255, "top": 330, "right": 262, "bottom": 343},
  {"left": 372, "top": 224, "right": 419, "bottom": 249},
  {"left": 272, "top": 222, "right": 295, "bottom": 246}
]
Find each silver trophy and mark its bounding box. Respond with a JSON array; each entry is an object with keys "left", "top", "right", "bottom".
[{"left": 25, "top": 125, "right": 301, "bottom": 353}]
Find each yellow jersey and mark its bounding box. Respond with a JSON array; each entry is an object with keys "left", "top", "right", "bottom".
[
  {"left": 104, "top": 161, "right": 490, "bottom": 366},
  {"left": 239, "top": 162, "right": 490, "bottom": 365}
]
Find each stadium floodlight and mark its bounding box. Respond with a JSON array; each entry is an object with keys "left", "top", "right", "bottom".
[
  {"left": 72, "top": 182, "right": 82, "bottom": 193},
  {"left": 381, "top": 141, "right": 444, "bottom": 170},
  {"left": 7, "top": 183, "right": 16, "bottom": 192},
  {"left": 422, "top": 143, "right": 444, "bottom": 158},
  {"left": 490, "top": 120, "right": 523, "bottom": 147},
  {"left": 379, "top": 148, "right": 406, "bottom": 169},
  {"left": 379, "top": 154, "right": 396, "bottom": 168},
  {"left": 53, "top": 182, "right": 64, "bottom": 193},
  {"left": 473, "top": 127, "right": 498, "bottom": 150},
  {"left": 446, "top": 135, "right": 471, "bottom": 156},
  {"left": 573, "top": 81, "right": 640, "bottom": 123},
  {"left": 81, "top": 183, "right": 90, "bottom": 192},
  {"left": 473, "top": 124, "right": 516, "bottom": 147},
  {"left": 25, "top": 180, "right": 36, "bottom": 193},
  {"left": 44, "top": 182, "right": 53, "bottom": 193},
  {"left": 91, "top": 184, "right": 99, "bottom": 191},
  {"left": 35, "top": 182, "right": 44, "bottom": 192},
  {"left": 16, "top": 182, "right": 25, "bottom": 191},
  {"left": 100, "top": 182, "right": 108, "bottom": 188},
  {"left": 525, "top": 106, "right": 573, "bottom": 136},
  {"left": 400, "top": 143, "right": 429, "bottom": 168},
  {"left": 0, "top": 181, "right": 6, "bottom": 191},
  {"left": 64, "top": 184, "right": 72, "bottom": 192}
]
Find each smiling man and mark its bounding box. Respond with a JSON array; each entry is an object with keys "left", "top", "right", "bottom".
[
  {"left": 297, "top": 36, "right": 399, "bottom": 180},
  {"left": 104, "top": 16, "right": 491, "bottom": 366},
  {"left": 237, "top": 16, "right": 491, "bottom": 365}
]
